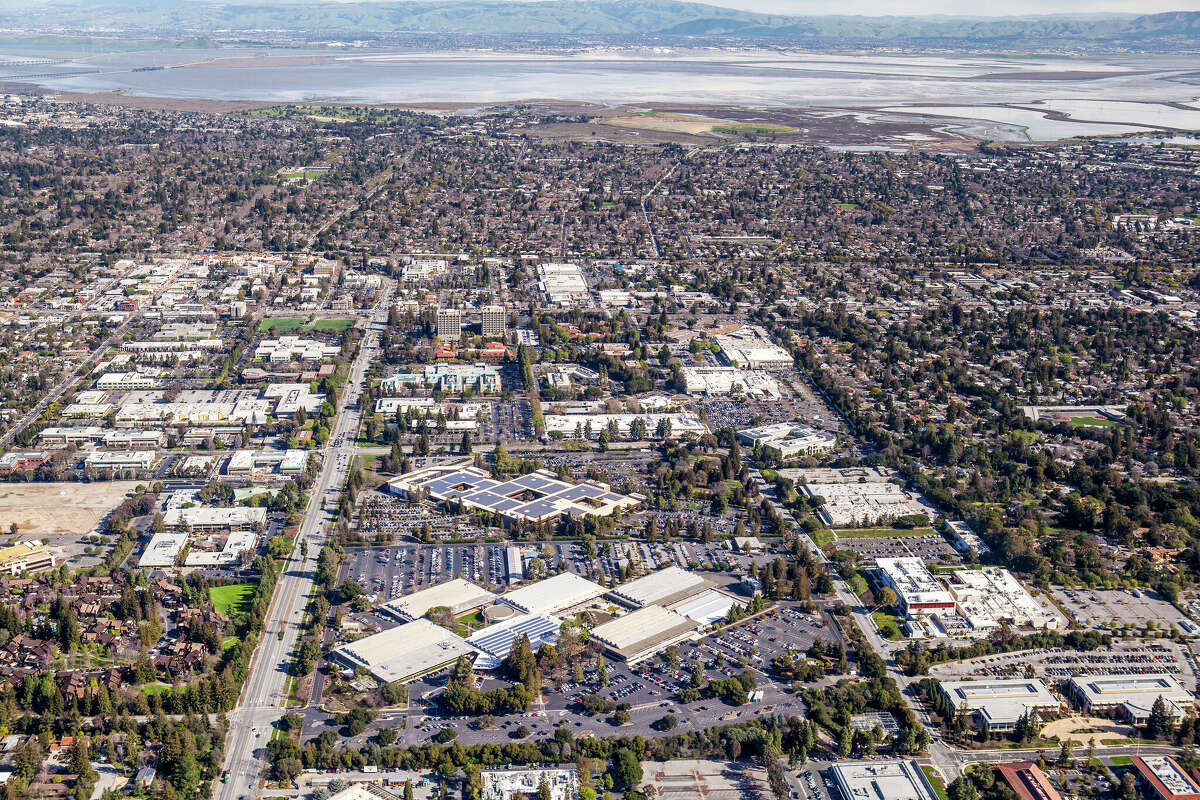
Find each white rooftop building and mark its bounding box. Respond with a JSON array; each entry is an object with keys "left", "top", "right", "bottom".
[
  {"left": 829, "top": 760, "right": 940, "bottom": 800},
  {"left": 737, "top": 422, "right": 836, "bottom": 459},
  {"left": 875, "top": 558, "right": 956, "bottom": 616},
  {"left": 379, "top": 578, "right": 497, "bottom": 621},
  {"left": 1067, "top": 674, "right": 1195, "bottom": 724},
  {"left": 939, "top": 678, "right": 1061, "bottom": 732},
  {"left": 712, "top": 325, "right": 792, "bottom": 369},
  {"left": 499, "top": 572, "right": 607, "bottom": 616},
  {"left": 609, "top": 566, "right": 709, "bottom": 608},
  {"left": 332, "top": 618, "right": 474, "bottom": 684},
  {"left": 680, "top": 366, "right": 781, "bottom": 398},
  {"left": 589, "top": 605, "right": 701, "bottom": 664}
]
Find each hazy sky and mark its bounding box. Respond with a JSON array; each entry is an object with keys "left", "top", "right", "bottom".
[{"left": 713, "top": 0, "right": 1200, "bottom": 12}]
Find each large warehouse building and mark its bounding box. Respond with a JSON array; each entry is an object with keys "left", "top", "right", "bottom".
[
  {"left": 331, "top": 618, "right": 476, "bottom": 683},
  {"left": 590, "top": 605, "right": 701, "bottom": 664},
  {"left": 939, "top": 678, "right": 1061, "bottom": 732},
  {"left": 499, "top": 571, "right": 607, "bottom": 616},
  {"left": 829, "top": 760, "right": 940, "bottom": 800},
  {"left": 379, "top": 578, "right": 497, "bottom": 621},
  {"left": 1067, "top": 674, "right": 1195, "bottom": 724},
  {"left": 609, "top": 566, "right": 710, "bottom": 608}
]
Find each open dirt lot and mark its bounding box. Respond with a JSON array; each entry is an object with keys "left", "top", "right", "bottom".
[
  {"left": 606, "top": 111, "right": 728, "bottom": 135},
  {"left": 0, "top": 481, "right": 140, "bottom": 537},
  {"left": 1041, "top": 716, "right": 1134, "bottom": 745}
]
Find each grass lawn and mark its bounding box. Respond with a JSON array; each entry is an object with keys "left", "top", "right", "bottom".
[
  {"left": 221, "top": 636, "right": 239, "bottom": 652},
  {"left": 1068, "top": 416, "right": 1120, "bottom": 428},
  {"left": 712, "top": 122, "right": 798, "bottom": 134},
  {"left": 922, "top": 767, "right": 949, "bottom": 800},
  {"left": 210, "top": 583, "right": 256, "bottom": 618},
  {"left": 1109, "top": 756, "right": 1132, "bottom": 766},
  {"left": 809, "top": 528, "right": 835, "bottom": 547},
  {"left": 279, "top": 170, "right": 325, "bottom": 180},
  {"left": 835, "top": 202, "right": 862, "bottom": 210},
  {"left": 307, "top": 318, "right": 354, "bottom": 331},
  {"left": 259, "top": 317, "right": 306, "bottom": 333},
  {"left": 836, "top": 527, "right": 936, "bottom": 538},
  {"left": 142, "top": 683, "right": 173, "bottom": 696},
  {"left": 849, "top": 573, "right": 870, "bottom": 596},
  {"left": 456, "top": 609, "right": 485, "bottom": 632},
  {"left": 872, "top": 611, "right": 904, "bottom": 640}
]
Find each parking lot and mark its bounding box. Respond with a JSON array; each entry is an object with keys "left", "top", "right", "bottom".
[
  {"left": 1050, "top": 587, "right": 1197, "bottom": 632},
  {"left": 312, "top": 602, "right": 839, "bottom": 750},
  {"left": 831, "top": 533, "right": 961, "bottom": 563},
  {"left": 930, "top": 641, "right": 1199, "bottom": 684}
]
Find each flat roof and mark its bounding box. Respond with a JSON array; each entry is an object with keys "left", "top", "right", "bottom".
[
  {"left": 940, "top": 678, "right": 1060, "bottom": 726},
  {"left": 389, "top": 463, "right": 639, "bottom": 523},
  {"left": 499, "top": 572, "right": 606, "bottom": 616},
  {"left": 829, "top": 760, "right": 939, "bottom": 800},
  {"left": 380, "top": 578, "right": 497, "bottom": 620},
  {"left": 670, "top": 589, "right": 739, "bottom": 626},
  {"left": 1069, "top": 673, "right": 1195, "bottom": 707},
  {"left": 331, "top": 618, "right": 473, "bottom": 684},
  {"left": 590, "top": 605, "right": 700, "bottom": 662},
  {"left": 609, "top": 566, "right": 709, "bottom": 608},
  {"left": 1132, "top": 756, "right": 1200, "bottom": 800}
]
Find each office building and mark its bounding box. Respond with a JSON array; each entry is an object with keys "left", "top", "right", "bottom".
[
  {"left": 874, "top": 557, "right": 957, "bottom": 616},
  {"left": 995, "top": 762, "right": 1063, "bottom": 800},
  {"left": 0, "top": 542, "right": 56, "bottom": 575},
  {"left": 1067, "top": 674, "right": 1195, "bottom": 724},
  {"left": 589, "top": 605, "right": 701, "bottom": 664},
  {"left": 437, "top": 308, "right": 463, "bottom": 340},
  {"left": 828, "top": 760, "right": 940, "bottom": 800},
  {"left": 481, "top": 305, "right": 507, "bottom": 338},
  {"left": 331, "top": 618, "right": 474, "bottom": 684},
  {"left": 939, "top": 678, "right": 1061, "bottom": 732},
  {"left": 1131, "top": 756, "right": 1200, "bottom": 800}
]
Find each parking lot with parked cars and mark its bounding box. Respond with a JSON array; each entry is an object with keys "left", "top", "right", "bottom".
[
  {"left": 930, "top": 641, "right": 1200, "bottom": 684},
  {"left": 308, "top": 602, "right": 841, "bottom": 749}
]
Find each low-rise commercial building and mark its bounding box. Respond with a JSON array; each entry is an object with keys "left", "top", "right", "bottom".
[
  {"left": 1131, "top": 756, "right": 1200, "bottom": 800},
  {"left": 163, "top": 506, "right": 267, "bottom": 532},
  {"left": 995, "top": 762, "right": 1063, "bottom": 800},
  {"left": 874, "top": 558, "right": 957, "bottom": 616},
  {"left": 712, "top": 325, "right": 792, "bottom": 369},
  {"left": 939, "top": 678, "right": 1061, "bottom": 732},
  {"left": 0, "top": 542, "right": 56, "bottom": 575},
  {"left": 589, "top": 605, "right": 701, "bottom": 664},
  {"left": 500, "top": 572, "right": 607, "bottom": 616},
  {"left": 226, "top": 449, "right": 309, "bottom": 476},
  {"left": 609, "top": 566, "right": 709, "bottom": 608},
  {"left": 946, "top": 568, "right": 1062, "bottom": 631},
  {"left": 331, "top": 618, "right": 475, "bottom": 684},
  {"left": 828, "top": 760, "right": 940, "bottom": 800},
  {"left": 379, "top": 578, "right": 497, "bottom": 621},
  {"left": 1067, "top": 674, "right": 1195, "bottom": 724},
  {"left": 466, "top": 614, "right": 561, "bottom": 670},
  {"left": 736, "top": 422, "right": 836, "bottom": 459},
  {"left": 83, "top": 450, "right": 156, "bottom": 471},
  {"left": 388, "top": 463, "right": 641, "bottom": 525},
  {"left": 680, "top": 366, "right": 780, "bottom": 398}
]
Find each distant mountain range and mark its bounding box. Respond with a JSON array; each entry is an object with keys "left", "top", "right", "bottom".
[{"left": 5, "top": 0, "right": 1200, "bottom": 48}]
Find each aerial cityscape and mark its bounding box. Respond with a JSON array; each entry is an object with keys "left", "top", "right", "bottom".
[{"left": 0, "top": 2, "right": 1198, "bottom": 800}]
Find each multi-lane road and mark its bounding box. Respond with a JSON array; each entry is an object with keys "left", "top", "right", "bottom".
[{"left": 217, "top": 281, "right": 394, "bottom": 800}]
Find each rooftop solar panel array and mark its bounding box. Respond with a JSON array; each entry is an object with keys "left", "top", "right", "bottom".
[
  {"left": 467, "top": 614, "right": 562, "bottom": 658},
  {"left": 399, "top": 465, "right": 638, "bottom": 522}
]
